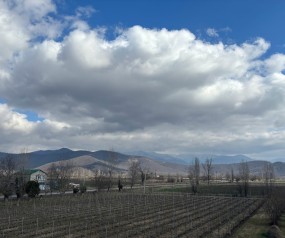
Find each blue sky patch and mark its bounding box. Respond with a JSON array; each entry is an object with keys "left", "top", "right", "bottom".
[
  {"left": 15, "top": 109, "right": 44, "bottom": 122},
  {"left": 54, "top": 0, "right": 285, "bottom": 55}
]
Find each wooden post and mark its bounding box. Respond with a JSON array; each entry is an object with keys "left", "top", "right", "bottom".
[
  {"left": 22, "top": 217, "right": 24, "bottom": 235},
  {"left": 144, "top": 173, "right": 146, "bottom": 194},
  {"left": 36, "top": 218, "right": 38, "bottom": 235}
]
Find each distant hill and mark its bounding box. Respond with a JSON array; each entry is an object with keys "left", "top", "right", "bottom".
[
  {"left": 210, "top": 160, "right": 285, "bottom": 178},
  {"left": 177, "top": 154, "right": 255, "bottom": 164},
  {"left": 91, "top": 150, "right": 131, "bottom": 163},
  {"left": 38, "top": 155, "right": 106, "bottom": 171},
  {"left": 28, "top": 149, "right": 133, "bottom": 168},
  {"left": 37, "top": 154, "right": 285, "bottom": 178},
  {"left": 37, "top": 153, "right": 188, "bottom": 176},
  {"left": 128, "top": 151, "right": 188, "bottom": 165},
  {"left": 211, "top": 154, "right": 254, "bottom": 164},
  {"left": 0, "top": 152, "right": 8, "bottom": 158},
  {"left": 28, "top": 148, "right": 93, "bottom": 168},
  {"left": 273, "top": 162, "right": 285, "bottom": 177},
  {"left": 0, "top": 148, "right": 285, "bottom": 177},
  {"left": 127, "top": 151, "right": 254, "bottom": 165},
  {"left": 272, "top": 158, "right": 285, "bottom": 163},
  {"left": 0, "top": 148, "right": 97, "bottom": 168}
]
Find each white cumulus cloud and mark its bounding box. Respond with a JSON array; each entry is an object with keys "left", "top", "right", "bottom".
[{"left": 1, "top": 1, "right": 285, "bottom": 159}]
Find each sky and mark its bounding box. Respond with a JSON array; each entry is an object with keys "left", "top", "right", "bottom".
[{"left": 1, "top": 0, "right": 285, "bottom": 160}]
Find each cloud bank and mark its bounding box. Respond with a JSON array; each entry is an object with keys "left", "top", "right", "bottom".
[{"left": 0, "top": 0, "right": 285, "bottom": 159}]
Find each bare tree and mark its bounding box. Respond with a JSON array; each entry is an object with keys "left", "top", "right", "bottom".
[
  {"left": 128, "top": 159, "right": 140, "bottom": 189},
  {"left": 58, "top": 161, "right": 74, "bottom": 192},
  {"left": 225, "top": 172, "right": 231, "bottom": 182},
  {"left": 231, "top": 167, "right": 234, "bottom": 183},
  {"left": 47, "top": 163, "right": 58, "bottom": 193},
  {"left": 107, "top": 149, "right": 117, "bottom": 191},
  {"left": 188, "top": 157, "right": 200, "bottom": 194},
  {"left": 47, "top": 161, "right": 74, "bottom": 193},
  {"left": 265, "top": 188, "right": 285, "bottom": 225},
  {"left": 93, "top": 169, "right": 108, "bottom": 191},
  {"left": 226, "top": 167, "right": 235, "bottom": 183},
  {"left": 263, "top": 162, "right": 275, "bottom": 195},
  {"left": 139, "top": 165, "right": 149, "bottom": 183},
  {"left": 202, "top": 158, "right": 213, "bottom": 185},
  {"left": 239, "top": 160, "right": 250, "bottom": 197},
  {"left": 0, "top": 155, "right": 16, "bottom": 200},
  {"left": 15, "top": 149, "right": 30, "bottom": 198},
  {"left": 17, "top": 148, "right": 29, "bottom": 169},
  {"left": 137, "top": 162, "right": 149, "bottom": 193}
]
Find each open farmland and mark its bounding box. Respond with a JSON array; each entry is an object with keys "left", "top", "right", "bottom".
[{"left": 0, "top": 192, "right": 263, "bottom": 238}]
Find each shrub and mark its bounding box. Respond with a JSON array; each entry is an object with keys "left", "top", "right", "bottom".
[
  {"left": 2, "top": 183, "right": 13, "bottom": 200},
  {"left": 167, "top": 177, "right": 175, "bottom": 183},
  {"left": 25, "top": 181, "right": 40, "bottom": 198},
  {"left": 73, "top": 187, "right": 79, "bottom": 194},
  {"left": 80, "top": 184, "right": 86, "bottom": 194},
  {"left": 267, "top": 225, "right": 283, "bottom": 238}
]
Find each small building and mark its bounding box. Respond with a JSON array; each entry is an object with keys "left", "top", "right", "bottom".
[{"left": 24, "top": 169, "right": 47, "bottom": 191}]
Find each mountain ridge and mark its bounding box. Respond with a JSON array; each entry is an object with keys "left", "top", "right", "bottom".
[
  {"left": 0, "top": 148, "right": 285, "bottom": 177},
  {"left": 125, "top": 151, "right": 256, "bottom": 165},
  {"left": 0, "top": 148, "right": 280, "bottom": 167}
]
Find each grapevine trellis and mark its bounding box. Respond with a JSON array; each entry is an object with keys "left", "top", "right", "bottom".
[{"left": 0, "top": 192, "right": 263, "bottom": 238}]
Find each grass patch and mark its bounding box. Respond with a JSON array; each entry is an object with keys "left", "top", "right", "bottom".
[
  {"left": 232, "top": 207, "right": 270, "bottom": 238},
  {"left": 279, "top": 214, "right": 285, "bottom": 236},
  {"left": 158, "top": 183, "right": 268, "bottom": 197}
]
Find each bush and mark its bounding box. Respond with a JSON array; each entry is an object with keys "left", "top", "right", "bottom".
[
  {"left": 2, "top": 183, "right": 13, "bottom": 200},
  {"left": 25, "top": 181, "right": 40, "bottom": 198},
  {"left": 167, "top": 177, "right": 175, "bottom": 183},
  {"left": 267, "top": 225, "right": 283, "bottom": 238},
  {"left": 80, "top": 184, "right": 86, "bottom": 194},
  {"left": 73, "top": 187, "right": 79, "bottom": 194}
]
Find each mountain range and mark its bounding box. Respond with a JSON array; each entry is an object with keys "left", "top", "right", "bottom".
[{"left": 1, "top": 148, "right": 285, "bottom": 178}]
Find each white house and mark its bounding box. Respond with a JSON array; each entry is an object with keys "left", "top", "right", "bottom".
[{"left": 25, "top": 169, "right": 47, "bottom": 191}]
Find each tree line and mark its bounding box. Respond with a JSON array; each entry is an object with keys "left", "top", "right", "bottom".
[
  {"left": 187, "top": 158, "right": 276, "bottom": 196},
  {"left": 0, "top": 153, "right": 40, "bottom": 199}
]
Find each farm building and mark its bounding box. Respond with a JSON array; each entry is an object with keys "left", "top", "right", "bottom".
[{"left": 24, "top": 169, "right": 47, "bottom": 190}]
